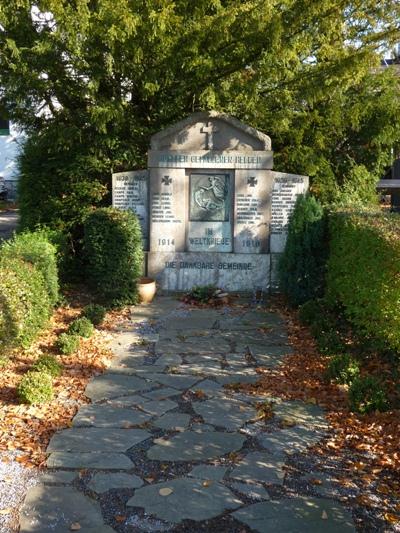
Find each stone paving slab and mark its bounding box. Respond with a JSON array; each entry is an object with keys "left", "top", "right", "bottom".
[
  {"left": 88, "top": 473, "right": 143, "bottom": 493},
  {"left": 188, "top": 465, "right": 228, "bottom": 480},
  {"left": 230, "top": 482, "right": 270, "bottom": 501},
  {"left": 47, "top": 428, "right": 151, "bottom": 453},
  {"left": 148, "top": 431, "right": 246, "bottom": 461},
  {"left": 153, "top": 412, "right": 191, "bottom": 431},
  {"left": 39, "top": 471, "right": 77, "bottom": 485},
  {"left": 127, "top": 477, "right": 242, "bottom": 523},
  {"left": 230, "top": 452, "right": 285, "bottom": 484},
  {"left": 139, "top": 399, "right": 178, "bottom": 416},
  {"left": 46, "top": 452, "right": 134, "bottom": 470},
  {"left": 72, "top": 404, "right": 152, "bottom": 428},
  {"left": 232, "top": 497, "right": 356, "bottom": 532},
  {"left": 20, "top": 485, "right": 110, "bottom": 532},
  {"left": 143, "top": 373, "right": 202, "bottom": 390},
  {"left": 257, "top": 426, "right": 325, "bottom": 456},
  {"left": 192, "top": 398, "right": 258, "bottom": 430},
  {"left": 142, "top": 387, "right": 180, "bottom": 400},
  {"left": 85, "top": 374, "right": 152, "bottom": 401},
  {"left": 273, "top": 401, "right": 328, "bottom": 430}
]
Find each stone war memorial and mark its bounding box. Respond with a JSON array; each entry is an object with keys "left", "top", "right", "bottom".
[{"left": 113, "top": 111, "right": 308, "bottom": 291}]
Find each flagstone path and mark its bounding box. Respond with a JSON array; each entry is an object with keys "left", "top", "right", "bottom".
[{"left": 19, "top": 297, "right": 356, "bottom": 532}]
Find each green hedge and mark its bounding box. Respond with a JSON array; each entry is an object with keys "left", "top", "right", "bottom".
[
  {"left": 0, "top": 258, "right": 51, "bottom": 352},
  {"left": 327, "top": 211, "right": 400, "bottom": 353},
  {"left": 83, "top": 208, "right": 144, "bottom": 306},
  {"left": 0, "top": 231, "right": 59, "bottom": 305},
  {"left": 279, "top": 194, "right": 328, "bottom": 307}
]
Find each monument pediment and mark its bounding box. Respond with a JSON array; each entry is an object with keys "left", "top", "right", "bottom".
[{"left": 150, "top": 111, "right": 271, "bottom": 152}]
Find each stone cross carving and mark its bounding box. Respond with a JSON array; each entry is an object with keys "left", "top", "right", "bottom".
[
  {"left": 162, "top": 175, "right": 172, "bottom": 185},
  {"left": 201, "top": 122, "right": 219, "bottom": 150},
  {"left": 247, "top": 176, "right": 258, "bottom": 187}
]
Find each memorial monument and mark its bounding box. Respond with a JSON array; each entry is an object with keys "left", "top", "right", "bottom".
[{"left": 112, "top": 111, "right": 308, "bottom": 292}]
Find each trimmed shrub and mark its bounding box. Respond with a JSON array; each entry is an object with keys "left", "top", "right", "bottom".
[
  {"left": 327, "top": 211, "right": 400, "bottom": 353},
  {"left": 17, "top": 370, "right": 54, "bottom": 404},
  {"left": 348, "top": 375, "right": 388, "bottom": 414},
  {"left": 0, "top": 258, "right": 51, "bottom": 352},
  {"left": 56, "top": 333, "right": 80, "bottom": 355},
  {"left": 325, "top": 354, "right": 360, "bottom": 385},
  {"left": 0, "top": 230, "right": 59, "bottom": 305},
  {"left": 83, "top": 208, "right": 144, "bottom": 306},
  {"left": 32, "top": 355, "right": 63, "bottom": 377},
  {"left": 68, "top": 317, "right": 94, "bottom": 338},
  {"left": 279, "top": 194, "right": 328, "bottom": 307},
  {"left": 82, "top": 304, "right": 106, "bottom": 326}
]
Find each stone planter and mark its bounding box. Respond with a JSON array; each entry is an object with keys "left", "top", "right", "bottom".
[{"left": 137, "top": 277, "right": 157, "bottom": 304}]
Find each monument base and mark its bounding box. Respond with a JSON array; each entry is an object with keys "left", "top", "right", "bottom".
[{"left": 147, "top": 252, "right": 273, "bottom": 292}]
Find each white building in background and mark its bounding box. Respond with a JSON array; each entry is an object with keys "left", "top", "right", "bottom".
[{"left": 0, "top": 118, "right": 21, "bottom": 200}]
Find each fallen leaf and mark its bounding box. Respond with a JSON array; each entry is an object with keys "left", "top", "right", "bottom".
[
  {"left": 145, "top": 477, "right": 154, "bottom": 483},
  {"left": 115, "top": 515, "right": 126, "bottom": 523},
  {"left": 310, "top": 478, "right": 323, "bottom": 485},
  {"left": 70, "top": 523, "right": 81, "bottom": 531},
  {"left": 159, "top": 487, "right": 173, "bottom": 496},
  {"left": 384, "top": 513, "right": 400, "bottom": 524},
  {"left": 0, "top": 508, "right": 12, "bottom": 515},
  {"left": 321, "top": 510, "right": 328, "bottom": 519},
  {"left": 202, "top": 480, "right": 212, "bottom": 487}
]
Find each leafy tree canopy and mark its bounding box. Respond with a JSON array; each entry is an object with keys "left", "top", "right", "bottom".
[{"left": 0, "top": 0, "right": 399, "bottom": 226}]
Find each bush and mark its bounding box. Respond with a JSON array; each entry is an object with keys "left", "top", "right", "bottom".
[
  {"left": 68, "top": 317, "right": 94, "bottom": 338},
  {"left": 0, "top": 230, "right": 59, "bottom": 305},
  {"left": 56, "top": 333, "right": 80, "bottom": 355},
  {"left": 0, "top": 258, "right": 51, "bottom": 352},
  {"left": 83, "top": 208, "right": 144, "bottom": 306},
  {"left": 279, "top": 194, "right": 328, "bottom": 307},
  {"left": 325, "top": 354, "right": 360, "bottom": 385},
  {"left": 32, "top": 355, "right": 63, "bottom": 377},
  {"left": 327, "top": 211, "right": 400, "bottom": 353},
  {"left": 17, "top": 370, "right": 54, "bottom": 404},
  {"left": 299, "top": 298, "right": 347, "bottom": 355},
  {"left": 348, "top": 375, "right": 388, "bottom": 414},
  {"left": 82, "top": 304, "right": 106, "bottom": 326}
]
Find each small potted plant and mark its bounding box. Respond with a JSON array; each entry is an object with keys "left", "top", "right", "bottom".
[{"left": 137, "top": 277, "right": 157, "bottom": 304}]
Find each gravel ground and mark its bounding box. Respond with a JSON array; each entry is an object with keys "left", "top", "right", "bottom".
[{"left": 0, "top": 452, "right": 40, "bottom": 533}]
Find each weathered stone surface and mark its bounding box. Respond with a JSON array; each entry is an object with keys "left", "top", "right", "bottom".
[
  {"left": 192, "top": 379, "right": 224, "bottom": 396},
  {"left": 230, "top": 482, "right": 270, "bottom": 501},
  {"left": 156, "top": 354, "right": 183, "bottom": 367},
  {"left": 147, "top": 431, "right": 246, "bottom": 461},
  {"left": 106, "top": 394, "right": 148, "bottom": 407},
  {"left": 178, "top": 360, "right": 227, "bottom": 376},
  {"left": 230, "top": 452, "right": 285, "bottom": 484},
  {"left": 148, "top": 252, "right": 271, "bottom": 292},
  {"left": 108, "top": 365, "right": 166, "bottom": 375},
  {"left": 297, "top": 472, "right": 340, "bottom": 498},
  {"left": 88, "top": 473, "right": 143, "bottom": 493},
  {"left": 85, "top": 374, "right": 151, "bottom": 401},
  {"left": 72, "top": 404, "right": 152, "bottom": 428},
  {"left": 19, "top": 485, "right": 107, "bottom": 532},
  {"left": 153, "top": 413, "right": 191, "bottom": 431},
  {"left": 140, "top": 399, "right": 178, "bottom": 416},
  {"left": 46, "top": 452, "right": 134, "bottom": 470},
  {"left": 258, "top": 426, "right": 325, "bottom": 456},
  {"left": 47, "top": 428, "right": 150, "bottom": 453},
  {"left": 144, "top": 373, "right": 201, "bottom": 390},
  {"left": 156, "top": 336, "right": 228, "bottom": 354},
  {"left": 244, "top": 344, "right": 293, "bottom": 358},
  {"left": 142, "top": 387, "right": 180, "bottom": 400},
  {"left": 273, "top": 401, "right": 328, "bottom": 429},
  {"left": 192, "top": 398, "right": 257, "bottom": 430},
  {"left": 188, "top": 465, "right": 228, "bottom": 481},
  {"left": 127, "top": 478, "right": 242, "bottom": 523},
  {"left": 191, "top": 423, "right": 215, "bottom": 433},
  {"left": 39, "top": 471, "right": 77, "bottom": 485},
  {"left": 232, "top": 497, "right": 355, "bottom": 532},
  {"left": 216, "top": 373, "right": 259, "bottom": 385}
]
